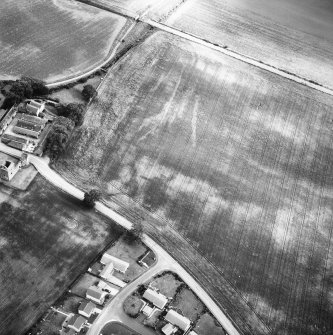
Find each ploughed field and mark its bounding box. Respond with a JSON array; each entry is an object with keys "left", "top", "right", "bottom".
[
  {"left": 166, "top": 0, "right": 333, "bottom": 89},
  {"left": 57, "top": 32, "right": 333, "bottom": 334},
  {"left": 87, "top": 0, "right": 185, "bottom": 20},
  {"left": 0, "top": 174, "right": 122, "bottom": 335},
  {"left": 0, "top": 0, "right": 126, "bottom": 83}
]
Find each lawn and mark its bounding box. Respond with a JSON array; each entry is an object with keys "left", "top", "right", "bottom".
[
  {"left": 171, "top": 287, "right": 204, "bottom": 322},
  {"left": 0, "top": 174, "right": 122, "bottom": 335},
  {"left": 0, "top": 0, "right": 126, "bottom": 83},
  {"left": 166, "top": 0, "right": 333, "bottom": 88},
  {"left": 194, "top": 313, "right": 226, "bottom": 335},
  {"left": 56, "top": 30, "right": 333, "bottom": 334},
  {"left": 149, "top": 272, "right": 183, "bottom": 298},
  {"left": 101, "top": 322, "right": 140, "bottom": 335}
]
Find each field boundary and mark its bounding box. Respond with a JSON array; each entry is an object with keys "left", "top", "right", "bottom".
[{"left": 71, "top": 0, "right": 333, "bottom": 96}]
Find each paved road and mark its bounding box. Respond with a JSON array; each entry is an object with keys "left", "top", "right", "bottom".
[{"left": 0, "top": 142, "right": 240, "bottom": 335}]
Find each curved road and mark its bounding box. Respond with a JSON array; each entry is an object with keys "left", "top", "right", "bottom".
[{"left": 0, "top": 142, "right": 239, "bottom": 335}]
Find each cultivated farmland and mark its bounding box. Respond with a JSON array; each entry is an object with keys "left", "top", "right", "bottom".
[
  {"left": 0, "top": 0, "right": 126, "bottom": 83},
  {"left": 0, "top": 174, "right": 122, "bottom": 335},
  {"left": 86, "top": 0, "right": 186, "bottom": 20},
  {"left": 56, "top": 31, "right": 333, "bottom": 334},
  {"left": 166, "top": 0, "right": 333, "bottom": 89}
]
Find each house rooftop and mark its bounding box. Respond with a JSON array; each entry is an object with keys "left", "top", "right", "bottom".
[
  {"left": 86, "top": 285, "right": 104, "bottom": 300},
  {"left": 67, "top": 314, "right": 86, "bottom": 332},
  {"left": 78, "top": 300, "right": 96, "bottom": 316},
  {"left": 165, "top": 310, "right": 191, "bottom": 331},
  {"left": 143, "top": 288, "right": 168, "bottom": 309},
  {"left": 100, "top": 252, "right": 129, "bottom": 273}
]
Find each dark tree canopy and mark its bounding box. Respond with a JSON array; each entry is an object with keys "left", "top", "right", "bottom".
[
  {"left": 45, "top": 117, "right": 75, "bottom": 160},
  {"left": 21, "top": 76, "right": 49, "bottom": 96},
  {"left": 82, "top": 84, "right": 97, "bottom": 101},
  {"left": 83, "top": 189, "right": 101, "bottom": 208},
  {"left": 56, "top": 103, "right": 85, "bottom": 127},
  {"left": 124, "top": 221, "right": 144, "bottom": 243}
]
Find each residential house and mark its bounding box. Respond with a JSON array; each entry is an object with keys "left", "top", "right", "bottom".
[
  {"left": 162, "top": 323, "right": 177, "bottom": 335},
  {"left": 143, "top": 288, "right": 168, "bottom": 310},
  {"left": 86, "top": 285, "right": 106, "bottom": 305},
  {"left": 99, "top": 262, "right": 114, "bottom": 281},
  {"left": 100, "top": 252, "right": 129, "bottom": 273},
  {"left": 67, "top": 314, "right": 86, "bottom": 333},
  {"left": 78, "top": 300, "right": 96, "bottom": 318},
  {"left": 165, "top": 310, "right": 191, "bottom": 332}
]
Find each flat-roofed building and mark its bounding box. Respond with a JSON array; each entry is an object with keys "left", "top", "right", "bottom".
[
  {"left": 162, "top": 323, "right": 177, "bottom": 335},
  {"left": 143, "top": 288, "right": 168, "bottom": 309}
]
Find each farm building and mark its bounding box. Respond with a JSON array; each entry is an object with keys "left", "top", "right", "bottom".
[
  {"left": 1, "top": 134, "right": 30, "bottom": 151},
  {"left": 100, "top": 253, "right": 129, "bottom": 273},
  {"left": 86, "top": 285, "right": 106, "bottom": 305},
  {"left": 0, "top": 154, "right": 21, "bottom": 181},
  {"left": 67, "top": 314, "right": 86, "bottom": 333},
  {"left": 162, "top": 323, "right": 178, "bottom": 335},
  {"left": 0, "top": 106, "right": 17, "bottom": 135},
  {"left": 13, "top": 120, "right": 44, "bottom": 139},
  {"left": 143, "top": 288, "right": 168, "bottom": 309},
  {"left": 78, "top": 300, "right": 96, "bottom": 318},
  {"left": 165, "top": 310, "right": 191, "bottom": 332},
  {"left": 26, "top": 100, "right": 45, "bottom": 116},
  {"left": 16, "top": 112, "right": 47, "bottom": 125}
]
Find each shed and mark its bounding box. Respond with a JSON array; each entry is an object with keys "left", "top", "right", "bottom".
[{"left": 162, "top": 323, "right": 177, "bottom": 335}]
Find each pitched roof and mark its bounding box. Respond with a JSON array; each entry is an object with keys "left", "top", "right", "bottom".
[
  {"left": 86, "top": 285, "right": 104, "bottom": 300},
  {"left": 78, "top": 300, "right": 96, "bottom": 315},
  {"left": 67, "top": 314, "right": 86, "bottom": 331},
  {"left": 100, "top": 252, "right": 129, "bottom": 273},
  {"left": 143, "top": 288, "right": 168, "bottom": 309},
  {"left": 100, "top": 262, "right": 114, "bottom": 280},
  {"left": 165, "top": 310, "right": 191, "bottom": 331}
]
